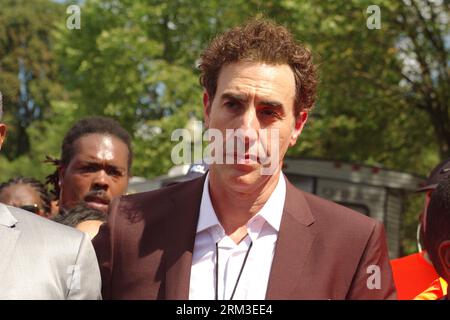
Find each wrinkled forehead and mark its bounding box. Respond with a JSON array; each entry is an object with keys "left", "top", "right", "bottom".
[{"left": 216, "top": 62, "right": 296, "bottom": 101}]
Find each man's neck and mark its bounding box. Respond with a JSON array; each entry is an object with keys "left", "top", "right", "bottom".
[{"left": 208, "top": 170, "right": 281, "bottom": 243}]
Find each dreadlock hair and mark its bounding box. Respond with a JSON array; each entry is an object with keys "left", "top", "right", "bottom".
[
  {"left": 0, "top": 176, "right": 52, "bottom": 214},
  {"left": 45, "top": 116, "right": 133, "bottom": 199}
]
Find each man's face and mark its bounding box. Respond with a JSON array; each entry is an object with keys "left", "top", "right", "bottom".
[
  {"left": 59, "top": 133, "right": 130, "bottom": 214},
  {"left": 204, "top": 61, "right": 307, "bottom": 192}
]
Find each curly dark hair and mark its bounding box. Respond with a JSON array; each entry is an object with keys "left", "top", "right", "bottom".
[
  {"left": 45, "top": 116, "right": 132, "bottom": 198},
  {"left": 0, "top": 176, "right": 51, "bottom": 214},
  {"left": 199, "top": 18, "right": 317, "bottom": 115}
]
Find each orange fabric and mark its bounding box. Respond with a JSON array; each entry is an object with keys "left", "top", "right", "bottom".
[
  {"left": 414, "top": 278, "right": 448, "bottom": 300},
  {"left": 390, "top": 251, "right": 439, "bottom": 300}
]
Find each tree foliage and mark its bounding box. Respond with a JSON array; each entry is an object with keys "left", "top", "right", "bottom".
[{"left": 0, "top": 0, "right": 65, "bottom": 159}]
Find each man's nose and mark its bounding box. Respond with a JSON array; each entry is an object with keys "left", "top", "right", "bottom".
[
  {"left": 91, "top": 170, "right": 110, "bottom": 190},
  {"left": 239, "top": 107, "right": 259, "bottom": 130},
  {"left": 236, "top": 108, "right": 259, "bottom": 146}
]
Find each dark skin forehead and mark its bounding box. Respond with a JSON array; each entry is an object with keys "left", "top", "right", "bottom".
[{"left": 66, "top": 133, "right": 130, "bottom": 174}]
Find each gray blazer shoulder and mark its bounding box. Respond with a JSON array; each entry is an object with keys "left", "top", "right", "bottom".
[{"left": 0, "top": 204, "right": 102, "bottom": 300}]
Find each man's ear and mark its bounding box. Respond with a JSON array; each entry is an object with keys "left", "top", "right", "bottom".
[
  {"left": 438, "top": 240, "right": 450, "bottom": 278},
  {"left": 289, "top": 111, "right": 308, "bottom": 147},
  {"left": 203, "top": 91, "right": 211, "bottom": 129},
  {"left": 57, "top": 166, "right": 65, "bottom": 187},
  {"left": 0, "top": 124, "right": 7, "bottom": 150}
]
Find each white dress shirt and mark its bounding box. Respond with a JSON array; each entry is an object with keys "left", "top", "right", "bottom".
[{"left": 189, "top": 172, "right": 286, "bottom": 300}]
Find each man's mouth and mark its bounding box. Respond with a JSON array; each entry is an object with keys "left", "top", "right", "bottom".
[
  {"left": 84, "top": 194, "right": 110, "bottom": 212},
  {"left": 225, "top": 152, "right": 261, "bottom": 165}
]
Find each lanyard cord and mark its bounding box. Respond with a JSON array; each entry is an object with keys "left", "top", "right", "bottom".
[{"left": 215, "top": 239, "right": 253, "bottom": 300}]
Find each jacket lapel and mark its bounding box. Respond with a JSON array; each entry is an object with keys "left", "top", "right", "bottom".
[
  {"left": 0, "top": 204, "right": 21, "bottom": 282},
  {"left": 162, "top": 174, "right": 317, "bottom": 299},
  {"left": 266, "top": 179, "right": 316, "bottom": 299},
  {"left": 164, "top": 175, "right": 206, "bottom": 299}
]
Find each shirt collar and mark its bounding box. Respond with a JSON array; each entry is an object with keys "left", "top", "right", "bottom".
[
  {"left": 197, "top": 172, "right": 286, "bottom": 234},
  {"left": 248, "top": 173, "right": 286, "bottom": 232}
]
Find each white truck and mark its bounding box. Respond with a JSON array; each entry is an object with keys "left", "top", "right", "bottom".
[{"left": 127, "top": 157, "right": 425, "bottom": 258}]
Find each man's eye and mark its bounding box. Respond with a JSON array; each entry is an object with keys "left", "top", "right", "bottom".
[
  {"left": 260, "top": 109, "right": 280, "bottom": 118},
  {"left": 107, "top": 168, "right": 123, "bottom": 177},
  {"left": 81, "top": 166, "right": 97, "bottom": 173},
  {"left": 112, "top": 171, "right": 122, "bottom": 177},
  {"left": 224, "top": 101, "right": 240, "bottom": 110}
]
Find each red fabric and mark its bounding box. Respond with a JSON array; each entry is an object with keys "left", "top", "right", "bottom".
[
  {"left": 414, "top": 277, "right": 447, "bottom": 300},
  {"left": 390, "top": 251, "right": 439, "bottom": 300}
]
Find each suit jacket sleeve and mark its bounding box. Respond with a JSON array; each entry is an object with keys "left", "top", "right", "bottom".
[
  {"left": 67, "top": 232, "right": 102, "bottom": 300},
  {"left": 346, "top": 221, "right": 397, "bottom": 300}
]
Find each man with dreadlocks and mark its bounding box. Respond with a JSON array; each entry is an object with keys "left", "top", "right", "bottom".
[
  {"left": 0, "top": 91, "right": 101, "bottom": 299},
  {"left": 0, "top": 177, "right": 52, "bottom": 218},
  {"left": 46, "top": 116, "right": 132, "bottom": 215}
]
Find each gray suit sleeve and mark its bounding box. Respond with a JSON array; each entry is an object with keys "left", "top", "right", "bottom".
[{"left": 67, "top": 232, "right": 102, "bottom": 300}]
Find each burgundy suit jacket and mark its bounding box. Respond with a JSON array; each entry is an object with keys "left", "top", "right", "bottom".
[{"left": 93, "top": 174, "right": 397, "bottom": 299}]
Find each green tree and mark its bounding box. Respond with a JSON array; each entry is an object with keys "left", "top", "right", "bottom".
[
  {"left": 0, "top": 0, "right": 66, "bottom": 159},
  {"left": 271, "top": 1, "right": 443, "bottom": 176},
  {"left": 53, "top": 0, "right": 283, "bottom": 176},
  {"left": 0, "top": 100, "right": 78, "bottom": 181}
]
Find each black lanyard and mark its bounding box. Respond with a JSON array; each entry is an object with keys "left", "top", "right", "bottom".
[{"left": 214, "top": 240, "right": 253, "bottom": 300}]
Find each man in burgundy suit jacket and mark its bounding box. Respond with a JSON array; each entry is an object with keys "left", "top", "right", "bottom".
[{"left": 93, "top": 19, "right": 396, "bottom": 300}]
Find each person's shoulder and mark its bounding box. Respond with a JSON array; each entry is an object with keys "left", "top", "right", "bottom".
[
  {"left": 109, "top": 175, "right": 205, "bottom": 224},
  {"left": 113, "top": 177, "right": 204, "bottom": 211},
  {"left": 10, "top": 205, "right": 86, "bottom": 244},
  {"left": 301, "top": 188, "right": 376, "bottom": 227},
  {"left": 122, "top": 175, "right": 203, "bottom": 203},
  {"left": 11, "top": 205, "right": 76, "bottom": 232},
  {"left": 285, "top": 181, "right": 378, "bottom": 237}
]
